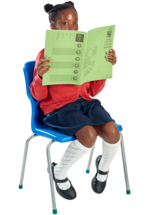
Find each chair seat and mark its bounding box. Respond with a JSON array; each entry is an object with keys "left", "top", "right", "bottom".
[{"left": 31, "top": 123, "right": 76, "bottom": 144}]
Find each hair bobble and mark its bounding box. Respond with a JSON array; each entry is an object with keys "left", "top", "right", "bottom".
[{"left": 44, "top": 1, "right": 77, "bottom": 24}]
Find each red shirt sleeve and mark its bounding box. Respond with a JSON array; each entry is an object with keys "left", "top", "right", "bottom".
[{"left": 89, "top": 79, "right": 106, "bottom": 97}]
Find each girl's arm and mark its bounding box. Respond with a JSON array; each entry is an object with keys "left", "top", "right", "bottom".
[{"left": 89, "top": 79, "right": 106, "bottom": 97}]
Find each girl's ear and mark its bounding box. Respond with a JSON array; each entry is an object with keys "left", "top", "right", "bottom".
[{"left": 50, "top": 23, "right": 56, "bottom": 30}]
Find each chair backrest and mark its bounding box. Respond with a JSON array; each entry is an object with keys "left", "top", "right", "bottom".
[{"left": 23, "top": 61, "right": 45, "bottom": 132}]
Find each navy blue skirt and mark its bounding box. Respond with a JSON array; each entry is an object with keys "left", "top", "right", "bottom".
[{"left": 43, "top": 95, "right": 116, "bottom": 136}]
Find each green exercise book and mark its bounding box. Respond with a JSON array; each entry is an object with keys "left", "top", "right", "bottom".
[{"left": 43, "top": 24, "right": 115, "bottom": 86}]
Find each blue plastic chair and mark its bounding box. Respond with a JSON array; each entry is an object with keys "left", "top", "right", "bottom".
[{"left": 19, "top": 61, "right": 131, "bottom": 214}]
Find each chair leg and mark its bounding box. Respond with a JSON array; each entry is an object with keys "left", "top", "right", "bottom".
[
  {"left": 19, "top": 134, "right": 38, "bottom": 189},
  {"left": 120, "top": 132, "right": 131, "bottom": 194},
  {"left": 86, "top": 141, "right": 96, "bottom": 173},
  {"left": 46, "top": 140, "right": 58, "bottom": 215}
]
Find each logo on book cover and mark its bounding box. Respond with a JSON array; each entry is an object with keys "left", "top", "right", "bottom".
[
  {"left": 75, "top": 34, "right": 84, "bottom": 42},
  {"left": 107, "top": 28, "right": 112, "bottom": 37}
]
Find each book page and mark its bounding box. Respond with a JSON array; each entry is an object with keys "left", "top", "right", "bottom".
[
  {"left": 81, "top": 25, "right": 115, "bottom": 84},
  {"left": 42, "top": 30, "right": 87, "bottom": 86}
]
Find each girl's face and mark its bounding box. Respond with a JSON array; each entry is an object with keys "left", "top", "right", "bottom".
[{"left": 50, "top": 8, "right": 78, "bottom": 31}]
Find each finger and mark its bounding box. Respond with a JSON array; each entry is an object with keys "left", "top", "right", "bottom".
[
  {"left": 106, "top": 51, "right": 115, "bottom": 56},
  {"left": 43, "top": 66, "right": 52, "bottom": 75},
  {"left": 37, "top": 57, "right": 51, "bottom": 67},
  {"left": 43, "top": 60, "right": 52, "bottom": 64},
  {"left": 109, "top": 49, "right": 115, "bottom": 52},
  {"left": 43, "top": 59, "right": 52, "bottom": 67},
  {"left": 113, "top": 49, "right": 116, "bottom": 55},
  {"left": 37, "top": 59, "right": 52, "bottom": 69},
  {"left": 106, "top": 56, "right": 114, "bottom": 59},
  {"left": 36, "top": 60, "right": 43, "bottom": 69},
  {"left": 38, "top": 65, "right": 51, "bottom": 74},
  {"left": 110, "top": 48, "right": 116, "bottom": 53},
  {"left": 38, "top": 57, "right": 47, "bottom": 63},
  {"left": 110, "top": 52, "right": 114, "bottom": 55},
  {"left": 108, "top": 53, "right": 116, "bottom": 59},
  {"left": 106, "top": 59, "right": 113, "bottom": 62}
]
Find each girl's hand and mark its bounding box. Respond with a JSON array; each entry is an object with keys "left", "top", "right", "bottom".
[
  {"left": 105, "top": 49, "right": 117, "bottom": 65},
  {"left": 36, "top": 57, "right": 52, "bottom": 78}
]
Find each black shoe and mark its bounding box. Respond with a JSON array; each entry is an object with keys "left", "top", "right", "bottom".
[
  {"left": 47, "top": 162, "right": 77, "bottom": 200},
  {"left": 91, "top": 155, "right": 109, "bottom": 194}
]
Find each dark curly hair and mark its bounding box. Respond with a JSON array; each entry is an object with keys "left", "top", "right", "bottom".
[{"left": 44, "top": 1, "right": 78, "bottom": 25}]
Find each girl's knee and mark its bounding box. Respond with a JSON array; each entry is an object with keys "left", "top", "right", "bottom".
[
  {"left": 101, "top": 122, "right": 120, "bottom": 144},
  {"left": 75, "top": 125, "right": 97, "bottom": 148}
]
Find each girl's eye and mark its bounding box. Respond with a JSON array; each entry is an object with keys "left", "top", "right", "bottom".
[{"left": 63, "top": 22, "right": 78, "bottom": 25}]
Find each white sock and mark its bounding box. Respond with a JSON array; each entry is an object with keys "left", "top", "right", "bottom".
[
  {"left": 54, "top": 139, "right": 92, "bottom": 190},
  {"left": 96, "top": 136, "right": 121, "bottom": 182}
]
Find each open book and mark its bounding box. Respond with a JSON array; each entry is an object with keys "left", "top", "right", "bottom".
[{"left": 43, "top": 25, "right": 115, "bottom": 86}]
